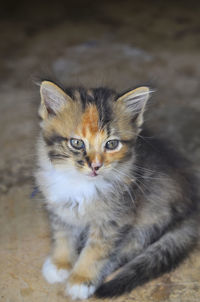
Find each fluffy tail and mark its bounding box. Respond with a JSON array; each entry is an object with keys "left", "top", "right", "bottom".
[{"left": 96, "top": 221, "right": 197, "bottom": 298}]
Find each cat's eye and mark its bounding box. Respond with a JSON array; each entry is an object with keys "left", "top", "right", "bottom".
[
  {"left": 105, "top": 140, "right": 119, "bottom": 150},
  {"left": 70, "top": 138, "right": 85, "bottom": 150}
]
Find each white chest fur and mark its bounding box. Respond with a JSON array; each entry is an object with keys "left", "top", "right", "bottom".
[{"left": 36, "top": 163, "right": 113, "bottom": 215}]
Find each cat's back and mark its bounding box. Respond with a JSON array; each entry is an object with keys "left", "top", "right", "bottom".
[{"left": 134, "top": 129, "right": 199, "bottom": 217}]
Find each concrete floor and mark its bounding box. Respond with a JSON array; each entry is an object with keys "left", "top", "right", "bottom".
[{"left": 0, "top": 1, "right": 200, "bottom": 301}]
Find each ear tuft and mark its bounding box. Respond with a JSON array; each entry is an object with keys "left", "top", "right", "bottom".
[
  {"left": 117, "top": 87, "right": 153, "bottom": 127},
  {"left": 39, "top": 81, "right": 70, "bottom": 119}
]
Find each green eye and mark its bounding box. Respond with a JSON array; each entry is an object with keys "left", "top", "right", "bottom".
[
  {"left": 70, "top": 138, "right": 85, "bottom": 150},
  {"left": 105, "top": 140, "right": 119, "bottom": 150}
]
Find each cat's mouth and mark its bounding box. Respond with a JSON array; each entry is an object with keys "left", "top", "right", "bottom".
[
  {"left": 87, "top": 168, "right": 101, "bottom": 177},
  {"left": 89, "top": 170, "right": 98, "bottom": 177}
]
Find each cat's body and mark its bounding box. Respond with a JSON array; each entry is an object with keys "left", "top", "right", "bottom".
[{"left": 35, "top": 81, "right": 199, "bottom": 299}]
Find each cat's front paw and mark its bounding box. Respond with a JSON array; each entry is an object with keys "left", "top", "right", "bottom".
[
  {"left": 42, "top": 257, "right": 70, "bottom": 284},
  {"left": 66, "top": 283, "right": 96, "bottom": 300},
  {"left": 66, "top": 274, "right": 96, "bottom": 300}
]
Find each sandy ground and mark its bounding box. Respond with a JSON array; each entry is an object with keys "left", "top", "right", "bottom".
[{"left": 0, "top": 1, "right": 200, "bottom": 301}]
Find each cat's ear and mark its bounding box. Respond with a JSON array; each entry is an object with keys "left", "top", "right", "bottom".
[
  {"left": 116, "top": 87, "right": 151, "bottom": 127},
  {"left": 39, "top": 81, "right": 72, "bottom": 119}
]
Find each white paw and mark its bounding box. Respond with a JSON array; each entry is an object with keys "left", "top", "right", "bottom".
[
  {"left": 42, "top": 257, "right": 70, "bottom": 284},
  {"left": 66, "top": 283, "right": 96, "bottom": 300}
]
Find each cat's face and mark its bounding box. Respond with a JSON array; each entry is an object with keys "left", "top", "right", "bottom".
[{"left": 39, "top": 81, "right": 150, "bottom": 180}]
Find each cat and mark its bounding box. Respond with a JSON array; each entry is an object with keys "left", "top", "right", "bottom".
[{"left": 35, "top": 80, "right": 199, "bottom": 300}]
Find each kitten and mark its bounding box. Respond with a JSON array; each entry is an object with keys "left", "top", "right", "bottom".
[{"left": 35, "top": 80, "right": 199, "bottom": 299}]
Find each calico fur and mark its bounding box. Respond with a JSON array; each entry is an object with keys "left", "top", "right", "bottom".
[{"left": 35, "top": 81, "right": 199, "bottom": 299}]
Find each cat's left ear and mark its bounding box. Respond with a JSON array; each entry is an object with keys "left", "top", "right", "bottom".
[{"left": 116, "top": 87, "right": 151, "bottom": 127}]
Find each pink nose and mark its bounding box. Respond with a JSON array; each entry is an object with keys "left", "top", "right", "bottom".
[{"left": 91, "top": 162, "right": 102, "bottom": 171}]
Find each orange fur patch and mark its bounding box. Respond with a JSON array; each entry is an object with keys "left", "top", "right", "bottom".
[
  {"left": 80, "top": 105, "right": 99, "bottom": 137},
  {"left": 88, "top": 152, "right": 104, "bottom": 164},
  {"left": 68, "top": 272, "right": 92, "bottom": 285},
  {"left": 69, "top": 238, "right": 109, "bottom": 285},
  {"left": 104, "top": 145, "right": 128, "bottom": 165},
  {"left": 52, "top": 232, "right": 75, "bottom": 270},
  {"left": 53, "top": 259, "right": 72, "bottom": 271}
]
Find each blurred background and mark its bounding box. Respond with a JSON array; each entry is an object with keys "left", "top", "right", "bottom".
[{"left": 0, "top": 1, "right": 200, "bottom": 302}]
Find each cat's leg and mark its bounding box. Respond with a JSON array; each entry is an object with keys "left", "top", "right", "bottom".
[
  {"left": 65, "top": 225, "right": 149, "bottom": 299},
  {"left": 42, "top": 227, "right": 78, "bottom": 284},
  {"left": 65, "top": 220, "right": 174, "bottom": 299},
  {"left": 65, "top": 228, "right": 113, "bottom": 300}
]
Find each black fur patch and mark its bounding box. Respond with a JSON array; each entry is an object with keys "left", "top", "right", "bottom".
[
  {"left": 77, "top": 160, "right": 84, "bottom": 166},
  {"left": 69, "top": 149, "right": 80, "bottom": 156},
  {"left": 65, "top": 86, "right": 114, "bottom": 127},
  {"left": 44, "top": 134, "right": 67, "bottom": 146},
  {"left": 48, "top": 151, "right": 69, "bottom": 160}
]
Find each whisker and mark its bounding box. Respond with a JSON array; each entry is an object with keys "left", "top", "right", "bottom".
[
  {"left": 112, "top": 166, "right": 153, "bottom": 202},
  {"left": 133, "top": 164, "right": 156, "bottom": 173},
  {"left": 112, "top": 168, "right": 135, "bottom": 203}
]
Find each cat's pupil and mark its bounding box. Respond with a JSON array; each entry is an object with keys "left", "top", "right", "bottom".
[
  {"left": 105, "top": 140, "right": 119, "bottom": 150},
  {"left": 70, "top": 138, "right": 85, "bottom": 150}
]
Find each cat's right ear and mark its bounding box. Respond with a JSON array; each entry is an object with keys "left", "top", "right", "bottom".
[{"left": 39, "top": 81, "right": 72, "bottom": 119}]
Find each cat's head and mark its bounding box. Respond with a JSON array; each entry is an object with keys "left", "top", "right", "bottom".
[{"left": 38, "top": 81, "right": 150, "bottom": 181}]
